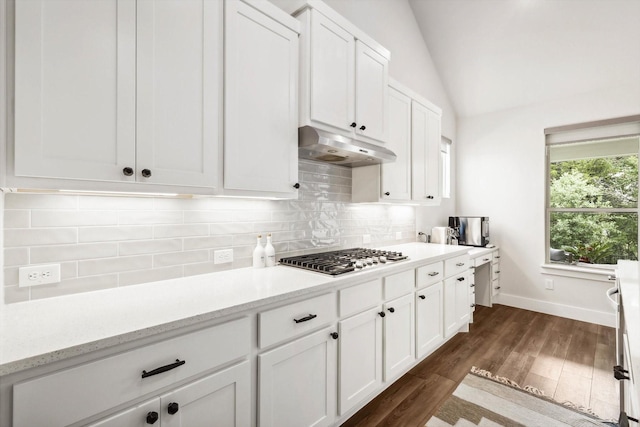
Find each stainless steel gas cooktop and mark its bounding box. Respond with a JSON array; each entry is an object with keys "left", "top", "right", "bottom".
[{"left": 279, "top": 247, "right": 409, "bottom": 276}]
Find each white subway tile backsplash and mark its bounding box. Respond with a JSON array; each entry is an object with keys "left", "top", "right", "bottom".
[
  {"left": 4, "top": 228, "right": 78, "bottom": 247},
  {"left": 153, "top": 250, "right": 209, "bottom": 268},
  {"left": 78, "top": 255, "right": 153, "bottom": 277},
  {"left": 31, "top": 243, "right": 118, "bottom": 263},
  {"left": 4, "top": 210, "right": 30, "bottom": 228},
  {"left": 119, "top": 239, "right": 183, "bottom": 256},
  {"left": 31, "top": 210, "right": 117, "bottom": 227},
  {"left": 118, "top": 211, "right": 183, "bottom": 225},
  {"left": 153, "top": 224, "right": 210, "bottom": 239},
  {"left": 79, "top": 226, "right": 154, "bottom": 243},
  {"left": 3, "top": 160, "right": 416, "bottom": 303}
]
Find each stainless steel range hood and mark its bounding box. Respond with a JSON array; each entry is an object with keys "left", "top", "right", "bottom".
[{"left": 298, "top": 126, "right": 396, "bottom": 167}]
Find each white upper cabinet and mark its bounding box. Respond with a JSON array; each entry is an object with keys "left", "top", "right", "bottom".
[
  {"left": 14, "top": 0, "right": 136, "bottom": 183},
  {"left": 14, "top": 0, "right": 222, "bottom": 192},
  {"left": 136, "top": 0, "right": 221, "bottom": 188},
  {"left": 223, "top": 0, "right": 300, "bottom": 198},
  {"left": 380, "top": 85, "right": 412, "bottom": 201},
  {"left": 296, "top": 1, "right": 390, "bottom": 145},
  {"left": 412, "top": 98, "right": 442, "bottom": 204}
]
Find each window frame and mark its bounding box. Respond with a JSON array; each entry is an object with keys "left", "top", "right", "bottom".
[{"left": 543, "top": 115, "right": 640, "bottom": 275}]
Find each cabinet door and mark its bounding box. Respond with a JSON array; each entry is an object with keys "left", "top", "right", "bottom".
[
  {"left": 355, "top": 41, "right": 389, "bottom": 144},
  {"left": 411, "top": 101, "right": 441, "bottom": 204},
  {"left": 443, "top": 276, "right": 458, "bottom": 338},
  {"left": 308, "top": 10, "right": 355, "bottom": 134},
  {"left": 415, "top": 283, "right": 444, "bottom": 358},
  {"left": 160, "top": 361, "right": 250, "bottom": 427},
  {"left": 383, "top": 293, "right": 415, "bottom": 380},
  {"left": 259, "top": 327, "right": 337, "bottom": 427},
  {"left": 381, "top": 86, "right": 411, "bottom": 201},
  {"left": 456, "top": 273, "right": 471, "bottom": 326},
  {"left": 14, "top": 0, "right": 136, "bottom": 181},
  {"left": 224, "top": 0, "right": 299, "bottom": 196},
  {"left": 137, "top": 0, "right": 221, "bottom": 188},
  {"left": 338, "top": 307, "right": 383, "bottom": 415},
  {"left": 86, "top": 399, "right": 159, "bottom": 427}
]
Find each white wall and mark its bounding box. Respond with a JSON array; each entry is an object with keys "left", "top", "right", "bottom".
[{"left": 457, "top": 84, "right": 640, "bottom": 326}]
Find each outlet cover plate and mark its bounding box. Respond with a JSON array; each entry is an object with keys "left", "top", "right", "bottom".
[
  {"left": 19, "top": 264, "right": 61, "bottom": 287},
  {"left": 214, "top": 249, "right": 234, "bottom": 264}
]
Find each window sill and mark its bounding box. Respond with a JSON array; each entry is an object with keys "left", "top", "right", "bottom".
[{"left": 541, "top": 263, "right": 616, "bottom": 283}]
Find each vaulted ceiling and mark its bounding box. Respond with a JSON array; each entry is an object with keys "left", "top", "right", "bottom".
[{"left": 408, "top": 0, "right": 640, "bottom": 118}]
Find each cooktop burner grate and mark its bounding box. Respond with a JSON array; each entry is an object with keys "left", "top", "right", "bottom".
[{"left": 279, "top": 248, "right": 408, "bottom": 275}]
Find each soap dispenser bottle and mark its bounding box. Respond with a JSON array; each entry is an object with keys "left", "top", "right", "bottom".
[
  {"left": 253, "top": 235, "right": 265, "bottom": 268},
  {"left": 265, "top": 233, "right": 276, "bottom": 267}
]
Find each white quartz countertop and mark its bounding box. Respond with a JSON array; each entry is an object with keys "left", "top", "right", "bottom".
[
  {"left": 0, "top": 243, "right": 470, "bottom": 376},
  {"left": 617, "top": 260, "right": 640, "bottom": 402}
]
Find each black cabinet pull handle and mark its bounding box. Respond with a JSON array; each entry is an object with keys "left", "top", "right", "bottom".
[
  {"left": 614, "top": 365, "right": 629, "bottom": 373},
  {"left": 426, "top": 195, "right": 434, "bottom": 199},
  {"left": 330, "top": 332, "right": 339, "bottom": 340},
  {"left": 428, "top": 272, "right": 439, "bottom": 277},
  {"left": 387, "top": 307, "right": 395, "bottom": 313},
  {"left": 456, "top": 262, "right": 465, "bottom": 267},
  {"left": 495, "top": 286, "right": 501, "bottom": 290},
  {"left": 384, "top": 192, "right": 390, "bottom": 196},
  {"left": 359, "top": 125, "right": 366, "bottom": 131},
  {"left": 141, "top": 169, "right": 152, "bottom": 178},
  {"left": 495, "top": 255, "right": 501, "bottom": 259},
  {"left": 293, "top": 313, "right": 317, "bottom": 323},
  {"left": 146, "top": 411, "right": 159, "bottom": 424},
  {"left": 168, "top": 402, "right": 179, "bottom": 415},
  {"left": 142, "top": 359, "right": 185, "bottom": 378},
  {"left": 378, "top": 311, "right": 385, "bottom": 317},
  {"left": 293, "top": 183, "right": 300, "bottom": 189},
  {"left": 418, "top": 295, "right": 426, "bottom": 300},
  {"left": 123, "top": 167, "right": 134, "bottom": 176},
  {"left": 457, "top": 277, "right": 465, "bottom": 282},
  {"left": 614, "top": 370, "right": 630, "bottom": 381},
  {"left": 350, "top": 122, "right": 357, "bottom": 128}
]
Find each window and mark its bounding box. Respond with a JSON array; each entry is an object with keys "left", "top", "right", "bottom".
[
  {"left": 545, "top": 116, "right": 640, "bottom": 267},
  {"left": 441, "top": 136, "right": 452, "bottom": 199}
]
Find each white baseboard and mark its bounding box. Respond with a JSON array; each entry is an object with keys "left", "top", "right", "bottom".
[{"left": 497, "top": 293, "right": 615, "bottom": 327}]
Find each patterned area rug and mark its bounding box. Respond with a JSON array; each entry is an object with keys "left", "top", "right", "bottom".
[{"left": 426, "top": 367, "right": 616, "bottom": 427}]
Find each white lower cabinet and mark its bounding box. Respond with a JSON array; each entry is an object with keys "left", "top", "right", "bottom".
[
  {"left": 338, "top": 307, "right": 383, "bottom": 415},
  {"left": 415, "top": 282, "right": 444, "bottom": 358},
  {"left": 258, "top": 326, "right": 338, "bottom": 427},
  {"left": 444, "top": 273, "right": 470, "bottom": 338},
  {"left": 88, "top": 361, "right": 250, "bottom": 427},
  {"left": 383, "top": 293, "right": 415, "bottom": 381}
]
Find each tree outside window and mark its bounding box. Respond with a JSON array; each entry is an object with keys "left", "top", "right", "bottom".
[{"left": 548, "top": 137, "right": 639, "bottom": 265}]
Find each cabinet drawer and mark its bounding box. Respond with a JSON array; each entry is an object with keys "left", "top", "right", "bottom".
[
  {"left": 259, "top": 292, "right": 337, "bottom": 349},
  {"left": 445, "top": 254, "right": 471, "bottom": 278},
  {"left": 416, "top": 262, "right": 444, "bottom": 289},
  {"left": 492, "top": 263, "right": 501, "bottom": 281},
  {"left": 474, "top": 254, "right": 493, "bottom": 267},
  {"left": 492, "top": 279, "right": 501, "bottom": 296},
  {"left": 340, "top": 279, "right": 382, "bottom": 317},
  {"left": 492, "top": 251, "right": 501, "bottom": 264},
  {"left": 13, "top": 317, "right": 250, "bottom": 427},
  {"left": 384, "top": 269, "right": 415, "bottom": 300}
]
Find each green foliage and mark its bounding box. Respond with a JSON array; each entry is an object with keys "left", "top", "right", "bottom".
[{"left": 549, "top": 155, "right": 638, "bottom": 264}]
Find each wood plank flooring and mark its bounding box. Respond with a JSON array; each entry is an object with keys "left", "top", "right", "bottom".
[{"left": 341, "top": 304, "right": 619, "bottom": 427}]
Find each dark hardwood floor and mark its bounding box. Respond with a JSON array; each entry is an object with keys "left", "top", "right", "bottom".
[{"left": 341, "top": 304, "right": 619, "bottom": 426}]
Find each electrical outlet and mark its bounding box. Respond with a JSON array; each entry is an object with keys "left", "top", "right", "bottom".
[
  {"left": 214, "top": 249, "right": 234, "bottom": 264},
  {"left": 19, "top": 264, "right": 61, "bottom": 287},
  {"left": 363, "top": 234, "right": 371, "bottom": 244},
  {"left": 396, "top": 232, "right": 402, "bottom": 240},
  {"left": 545, "top": 279, "right": 554, "bottom": 290}
]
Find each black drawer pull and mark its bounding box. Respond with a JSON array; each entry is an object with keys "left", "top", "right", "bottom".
[
  {"left": 456, "top": 262, "right": 465, "bottom": 267},
  {"left": 614, "top": 365, "right": 629, "bottom": 373},
  {"left": 294, "top": 314, "right": 317, "bottom": 323},
  {"left": 378, "top": 311, "right": 386, "bottom": 317},
  {"left": 483, "top": 258, "right": 490, "bottom": 261},
  {"left": 330, "top": 332, "right": 339, "bottom": 340},
  {"left": 388, "top": 307, "right": 395, "bottom": 313},
  {"left": 418, "top": 295, "right": 426, "bottom": 300},
  {"left": 428, "top": 272, "right": 439, "bottom": 277},
  {"left": 615, "top": 370, "right": 631, "bottom": 381},
  {"left": 457, "top": 277, "right": 465, "bottom": 282},
  {"left": 142, "top": 359, "right": 186, "bottom": 378}
]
